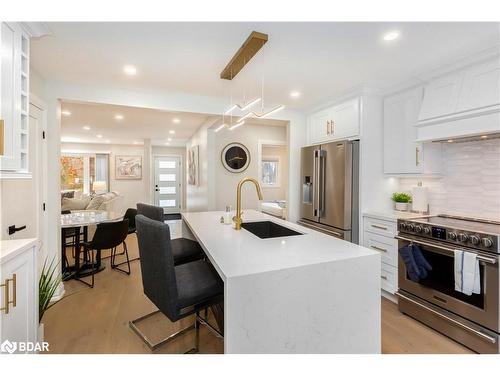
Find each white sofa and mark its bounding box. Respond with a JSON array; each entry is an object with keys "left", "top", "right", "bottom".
[{"left": 61, "top": 191, "right": 124, "bottom": 215}]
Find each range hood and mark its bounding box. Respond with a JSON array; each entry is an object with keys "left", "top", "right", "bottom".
[{"left": 416, "top": 56, "right": 500, "bottom": 142}]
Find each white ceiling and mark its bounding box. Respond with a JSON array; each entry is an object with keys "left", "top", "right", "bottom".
[
  {"left": 60, "top": 101, "right": 214, "bottom": 146},
  {"left": 32, "top": 22, "right": 500, "bottom": 111}
]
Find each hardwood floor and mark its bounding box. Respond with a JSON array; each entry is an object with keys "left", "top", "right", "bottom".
[{"left": 43, "top": 221, "right": 473, "bottom": 354}]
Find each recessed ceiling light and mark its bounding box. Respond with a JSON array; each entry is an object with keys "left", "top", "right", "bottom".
[
  {"left": 169, "top": 130, "right": 175, "bottom": 135},
  {"left": 105, "top": 140, "right": 110, "bottom": 144},
  {"left": 383, "top": 31, "right": 400, "bottom": 41},
  {"left": 133, "top": 141, "right": 139, "bottom": 145},
  {"left": 290, "top": 91, "right": 301, "bottom": 98},
  {"left": 96, "top": 134, "right": 103, "bottom": 138},
  {"left": 114, "top": 114, "right": 124, "bottom": 120},
  {"left": 61, "top": 110, "right": 71, "bottom": 117},
  {"left": 82, "top": 126, "right": 91, "bottom": 130},
  {"left": 447, "top": 139, "right": 454, "bottom": 143},
  {"left": 123, "top": 65, "right": 137, "bottom": 76},
  {"left": 165, "top": 142, "right": 170, "bottom": 146},
  {"left": 481, "top": 135, "right": 488, "bottom": 139},
  {"left": 167, "top": 138, "right": 172, "bottom": 142},
  {"left": 172, "top": 118, "right": 180, "bottom": 124}
]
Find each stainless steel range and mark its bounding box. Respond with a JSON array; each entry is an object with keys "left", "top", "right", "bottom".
[{"left": 396, "top": 215, "right": 500, "bottom": 353}]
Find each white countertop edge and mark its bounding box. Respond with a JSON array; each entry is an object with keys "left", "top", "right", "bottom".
[
  {"left": 0, "top": 238, "right": 39, "bottom": 264},
  {"left": 363, "top": 210, "right": 427, "bottom": 222}
]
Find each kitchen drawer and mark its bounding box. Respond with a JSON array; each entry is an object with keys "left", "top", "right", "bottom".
[
  {"left": 364, "top": 231, "right": 398, "bottom": 267},
  {"left": 363, "top": 216, "right": 397, "bottom": 238},
  {"left": 381, "top": 263, "right": 398, "bottom": 294}
]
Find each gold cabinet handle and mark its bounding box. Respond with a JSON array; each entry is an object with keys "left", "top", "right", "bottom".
[
  {"left": 370, "top": 245, "right": 388, "bottom": 252},
  {"left": 415, "top": 146, "right": 420, "bottom": 166},
  {"left": 11, "top": 274, "right": 16, "bottom": 307},
  {"left": 1, "top": 278, "right": 10, "bottom": 314},
  {"left": 0, "top": 274, "right": 16, "bottom": 314}
]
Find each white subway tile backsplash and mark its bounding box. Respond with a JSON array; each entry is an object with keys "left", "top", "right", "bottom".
[{"left": 399, "top": 138, "right": 500, "bottom": 220}]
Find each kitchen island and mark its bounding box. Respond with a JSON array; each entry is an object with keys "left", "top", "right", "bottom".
[{"left": 181, "top": 210, "right": 381, "bottom": 353}]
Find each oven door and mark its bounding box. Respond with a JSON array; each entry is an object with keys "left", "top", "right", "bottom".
[{"left": 397, "top": 235, "right": 500, "bottom": 332}]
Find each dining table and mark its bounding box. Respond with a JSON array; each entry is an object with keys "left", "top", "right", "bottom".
[{"left": 61, "top": 210, "right": 123, "bottom": 281}]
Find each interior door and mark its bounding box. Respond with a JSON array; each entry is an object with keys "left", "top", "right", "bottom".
[
  {"left": 300, "top": 145, "right": 319, "bottom": 222},
  {"left": 154, "top": 156, "right": 181, "bottom": 214},
  {"left": 319, "top": 141, "right": 352, "bottom": 230}
]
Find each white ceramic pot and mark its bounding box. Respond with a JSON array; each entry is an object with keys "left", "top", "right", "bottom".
[{"left": 394, "top": 202, "right": 408, "bottom": 211}]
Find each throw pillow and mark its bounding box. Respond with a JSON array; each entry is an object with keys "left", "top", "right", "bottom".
[
  {"left": 62, "top": 196, "right": 91, "bottom": 211},
  {"left": 86, "top": 195, "right": 105, "bottom": 210}
]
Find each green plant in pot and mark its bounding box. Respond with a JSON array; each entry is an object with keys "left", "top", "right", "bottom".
[
  {"left": 39, "top": 258, "right": 61, "bottom": 323},
  {"left": 391, "top": 192, "right": 412, "bottom": 211}
]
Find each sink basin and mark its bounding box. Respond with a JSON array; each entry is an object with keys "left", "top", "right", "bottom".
[{"left": 241, "top": 221, "right": 303, "bottom": 239}]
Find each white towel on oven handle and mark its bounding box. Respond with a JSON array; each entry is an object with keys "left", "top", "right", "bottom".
[{"left": 454, "top": 250, "right": 481, "bottom": 296}]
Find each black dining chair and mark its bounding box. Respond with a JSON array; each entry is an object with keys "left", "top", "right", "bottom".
[
  {"left": 77, "top": 219, "right": 130, "bottom": 288},
  {"left": 107, "top": 208, "right": 139, "bottom": 262},
  {"left": 61, "top": 210, "right": 85, "bottom": 267},
  {"left": 136, "top": 203, "right": 204, "bottom": 265},
  {"left": 130, "top": 215, "right": 223, "bottom": 352}
]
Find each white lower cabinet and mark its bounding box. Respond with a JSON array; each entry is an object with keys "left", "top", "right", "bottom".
[
  {"left": 363, "top": 214, "right": 399, "bottom": 295},
  {"left": 0, "top": 239, "right": 38, "bottom": 353}
]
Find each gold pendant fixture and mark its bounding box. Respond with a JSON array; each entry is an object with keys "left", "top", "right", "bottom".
[{"left": 220, "top": 31, "right": 268, "bottom": 80}]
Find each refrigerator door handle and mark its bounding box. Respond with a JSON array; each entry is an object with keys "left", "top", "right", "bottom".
[
  {"left": 318, "top": 150, "right": 326, "bottom": 217},
  {"left": 313, "top": 149, "right": 320, "bottom": 218}
]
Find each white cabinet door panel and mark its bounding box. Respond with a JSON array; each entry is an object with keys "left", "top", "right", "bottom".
[{"left": 330, "top": 98, "right": 360, "bottom": 140}]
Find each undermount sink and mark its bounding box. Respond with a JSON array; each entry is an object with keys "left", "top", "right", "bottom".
[{"left": 241, "top": 221, "right": 303, "bottom": 239}]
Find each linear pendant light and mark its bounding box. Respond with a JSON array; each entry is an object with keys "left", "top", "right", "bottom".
[
  {"left": 224, "top": 97, "right": 261, "bottom": 116},
  {"left": 229, "top": 120, "right": 245, "bottom": 131}
]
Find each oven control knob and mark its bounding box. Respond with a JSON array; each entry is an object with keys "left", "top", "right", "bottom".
[
  {"left": 399, "top": 222, "right": 407, "bottom": 230},
  {"left": 415, "top": 225, "right": 423, "bottom": 233},
  {"left": 470, "top": 235, "right": 480, "bottom": 245},
  {"left": 448, "top": 232, "right": 457, "bottom": 241},
  {"left": 423, "top": 227, "right": 431, "bottom": 235},
  {"left": 407, "top": 224, "right": 415, "bottom": 231},
  {"left": 458, "top": 233, "right": 469, "bottom": 243},
  {"left": 482, "top": 238, "right": 493, "bottom": 248}
]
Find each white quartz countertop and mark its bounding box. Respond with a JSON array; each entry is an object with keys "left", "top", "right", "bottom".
[
  {"left": 182, "top": 210, "right": 379, "bottom": 280},
  {"left": 0, "top": 238, "right": 39, "bottom": 264}
]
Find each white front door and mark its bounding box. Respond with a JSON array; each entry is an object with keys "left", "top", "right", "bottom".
[{"left": 154, "top": 156, "right": 182, "bottom": 214}]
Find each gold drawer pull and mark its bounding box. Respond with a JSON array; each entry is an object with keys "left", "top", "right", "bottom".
[
  {"left": 371, "top": 224, "right": 388, "bottom": 230},
  {"left": 381, "top": 275, "right": 388, "bottom": 280},
  {"left": 1, "top": 278, "right": 10, "bottom": 314},
  {"left": 371, "top": 245, "right": 388, "bottom": 252}
]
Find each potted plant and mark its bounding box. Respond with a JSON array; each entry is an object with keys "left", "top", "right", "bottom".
[
  {"left": 39, "top": 258, "right": 61, "bottom": 343},
  {"left": 391, "top": 192, "right": 412, "bottom": 211}
]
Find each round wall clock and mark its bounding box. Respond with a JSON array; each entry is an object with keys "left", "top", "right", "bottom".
[{"left": 221, "top": 142, "right": 251, "bottom": 173}]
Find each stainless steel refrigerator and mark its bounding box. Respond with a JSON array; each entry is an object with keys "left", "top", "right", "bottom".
[{"left": 298, "top": 140, "right": 359, "bottom": 243}]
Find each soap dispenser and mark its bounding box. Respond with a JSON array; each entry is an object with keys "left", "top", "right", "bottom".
[{"left": 224, "top": 205, "right": 232, "bottom": 225}]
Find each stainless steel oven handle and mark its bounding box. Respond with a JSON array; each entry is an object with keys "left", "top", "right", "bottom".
[
  {"left": 313, "top": 150, "right": 319, "bottom": 218},
  {"left": 396, "top": 292, "right": 497, "bottom": 344},
  {"left": 395, "top": 235, "right": 497, "bottom": 265}
]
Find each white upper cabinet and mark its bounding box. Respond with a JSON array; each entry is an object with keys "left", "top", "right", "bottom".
[
  {"left": 308, "top": 97, "right": 360, "bottom": 144},
  {"left": 0, "top": 22, "right": 30, "bottom": 173},
  {"left": 418, "top": 56, "right": 500, "bottom": 125},
  {"left": 384, "top": 86, "right": 441, "bottom": 175},
  {"left": 456, "top": 58, "right": 500, "bottom": 113}
]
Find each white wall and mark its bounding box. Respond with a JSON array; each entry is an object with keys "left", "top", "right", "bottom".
[
  {"left": 185, "top": 118, "right": 217, "bottom": 212},
  {"left": 214, "top": 124, "right": 287, "bottom": 211},
  {"left": 261, "top": 144, "right": 288, "bottom": 201},
  {"left": 61, "top": 142, "right": 148, "bottom": 210},
  {"left": 399, "top": 138, "right": 500, "bottom": 220}
]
